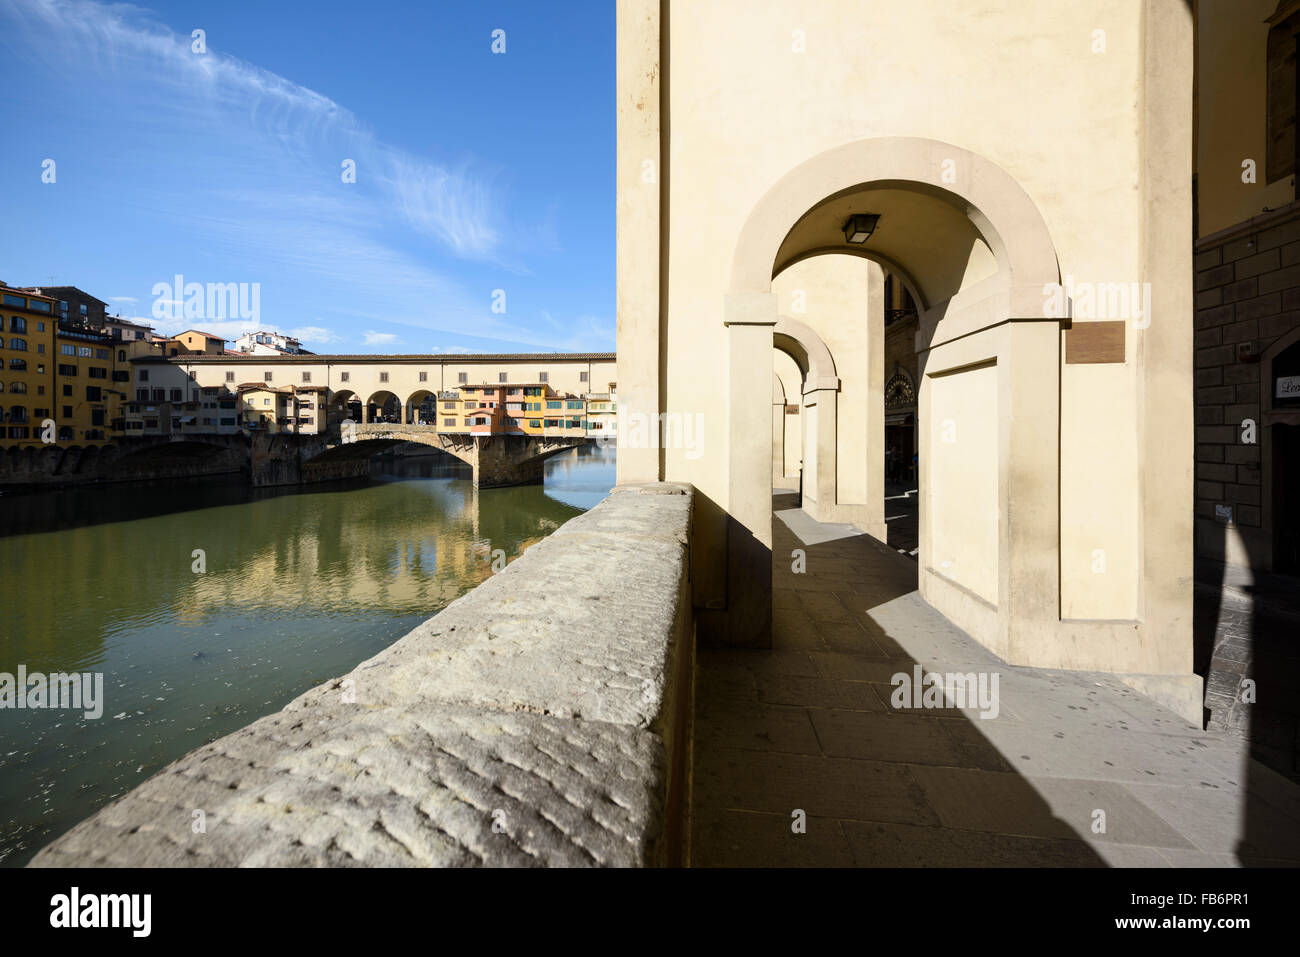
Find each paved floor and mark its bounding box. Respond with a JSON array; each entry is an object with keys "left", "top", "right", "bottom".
[
  {"left": 689, "top": 497, "right": 1300, "bottom": 867},
  {"left": 1196, "top": 558, "right": 1300, "bottom": 780}
]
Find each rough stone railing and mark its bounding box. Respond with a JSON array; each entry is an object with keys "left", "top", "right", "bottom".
[{"left": 31, "top": 483, "right": 695, "bottom": 867}]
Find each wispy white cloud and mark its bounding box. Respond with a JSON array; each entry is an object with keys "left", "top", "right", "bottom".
[
  {"left": 289, "top": 325, "right": 338, "bottom": 345},
  {"left": 1, "top": 0, "right": 507, "bottom": 262},
  {"left": 0, "top": 0, "right": 607, "bottom": 353},
  {"left": 363, "top": 331, "right": 399, "bottom": 345}
]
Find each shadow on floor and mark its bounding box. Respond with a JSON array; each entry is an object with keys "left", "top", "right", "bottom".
[{"left": 688, "top": 497, "right": 1300, "bottom": 867}]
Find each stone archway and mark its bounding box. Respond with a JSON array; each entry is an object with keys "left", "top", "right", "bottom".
[
  {"left": 771, "top": 314, "right": 884, "bottom": 537},
  {"left": 723, "top": 136, "right": 1063, "bottom": 660},
  {"left": 365, "top": 390, "right": 402, "bottom": 425}
]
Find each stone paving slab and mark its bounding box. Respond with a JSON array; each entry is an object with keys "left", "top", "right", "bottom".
[{"left": 690, "top": 501, "right": 1300, "bottom": 867}]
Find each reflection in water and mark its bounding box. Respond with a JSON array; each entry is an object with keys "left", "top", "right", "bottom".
[{"left": 0, "top": 442, "right": 616, "bottom": 866}]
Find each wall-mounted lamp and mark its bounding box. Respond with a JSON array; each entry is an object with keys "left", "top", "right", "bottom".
[{"left": 843, "top": 213, "right": 880, "bottom": 244}]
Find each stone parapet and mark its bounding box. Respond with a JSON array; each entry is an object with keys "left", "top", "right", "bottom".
[{"left": 30, "top": 483, "right": 696, "bottom": 867}]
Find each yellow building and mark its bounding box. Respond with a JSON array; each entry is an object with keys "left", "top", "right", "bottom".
[
  {"left": 0, "top": 285, "right": 57, "bottom": 447},
  {"left": 173, "top": 330, "right": 227, "bottom": 355},
  {"left": 237, "top": 383, "right": 325, "bottom": 433},
  {"left": 54, "top": 323, "right": 124, "bottom": 445}
]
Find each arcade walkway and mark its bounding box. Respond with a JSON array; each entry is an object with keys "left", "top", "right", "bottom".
[{"left": 689, "top": 494, "right": 1300, "bottom": 866}]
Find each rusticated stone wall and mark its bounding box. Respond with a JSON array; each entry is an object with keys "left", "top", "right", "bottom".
[
  {"left": 30, "top": 482, "right": 696, "bottom": 868},
  {"left": 0, "top": 436, "right": 247, "bottom": 489}
]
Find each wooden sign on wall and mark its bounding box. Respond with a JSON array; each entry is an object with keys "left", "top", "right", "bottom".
[{"left": 1065, "top": 320, "right": 1126, "bottom": 364}]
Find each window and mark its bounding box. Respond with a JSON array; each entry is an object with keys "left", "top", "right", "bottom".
[
  {"left": 580, "top": 371, "right": 589, "bottom": 382},
  {"left": 117, "top": 350, "right": 125, "bottom": 362},
  {"left": 136, "top": 389, "right": 149, "bottom": 401},
  {"left": 112, "top": 370, "right": 129, "bottom": 382},
  {"left": 95, "top": 349, "right": 109, "bottom": 360},
  {"left": 8, "top": 359, "right": 27, "bottom": 371},
  {"left": 60, "top": 407, "right": 71, "bottom": 420},
  {"left": 91, "top": 409, "right": 105, "bottom": 426},
  {"left": 264, "top": 372, "right": 273, "bottom": 382},
  {"left": 79, "top": 304, "right": 87, "bottom": 316},
  {"left": 9, "top": 339, "right": 26, "bottom": 351},
  {"left": 37, "top": 345, "right": 44, "bottom": 354},
  {"left": 88, "top": 367, "right": 106, "bottom": 379},
  {"left": 547, "top": 400, "right": 561, "bottom": 409},
  {"left": 28, "top": 299, "right": 50, "bottom": 314},
  {"left": 7, "top": 382, "right": 24, "bottom": 394},
  {"left": 443, "top": 418, "right": 456, "bottom": 427},
  {"left": 302, "top": 372, "right": 311, "bottom": 383},
  {"left": 418, "top": 371, "right": 428, "bottom": 382},
  {"left": 60, "top": 344, "right": 76, "bottom": 356},
  {"left": 379, "top": 372, "right": 389, "bottom": 383},
  {"left": 170, "top": 389, "right": 182, "bottom": 401},
  {"left": 10, "top": 317, "right": 25, "bottom": 334},
  {"left": 86, "top": 386, "right": 102, "bottom": 401},
  {"left": 220, "top": 417, "right": 236, "bottom": 426},
  {"left": 458, "top": 372, "right": 468, "bottom": 383},
  {"left": 498, "top": 372, "right": 508, "bottom": 383},
  {"left": 567, "top": 400, "right": 583, "bottom": 409},
  {"left": 529, "top": 419, "right": 541, "bottom": 428},
  {"left": 1267, "top": 7, "right": 1300, "bottom": 184},
  {"left": 225, "top": 371, "right": 235, "bottom": 382},
  {"left": 139, "top": 370, "right": 149, "bottom": 382},
  {"left": 77, "top": 347, "right": 92, "bottom": 358},
  {"left": 58, "top": 364, "right": 77, "bottom": 377},
  {"left": 340, "top": 371, "right": 350, "bottom": 382},
  {"left": 37, "top": 322, "right": 44, "bottom": 332},
  {"left": 539, "top": 372, "right": 548, "bottom": 383},
  {"left": 1, "top": 294, "right": 26, "bottom": 308}
]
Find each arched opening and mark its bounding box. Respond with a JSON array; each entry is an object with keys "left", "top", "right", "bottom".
[
  {"left": 725, "top": 136, "right": 1063, "bottom": 662},
  {"left": 405, "top": 389, "right": 435, "bottom": 426},
  {"left": 327, "top": 389, "right": 362, "bottom": 428},
  {"left": 365, "top": 390, "right": 401, "bottom": 425}
]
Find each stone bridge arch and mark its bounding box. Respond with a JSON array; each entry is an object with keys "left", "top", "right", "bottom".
[{"left": 296, "top": 424, "right": 592, "bottom": 489}]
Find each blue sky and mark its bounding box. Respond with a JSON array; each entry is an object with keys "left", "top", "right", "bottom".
[{"left": 0, "top": 0, "right": 614, "bottom": 354}]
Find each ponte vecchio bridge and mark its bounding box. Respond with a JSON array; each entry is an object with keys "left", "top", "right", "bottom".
[{"left": 138, "top": 352, "right": 617, "bottom": 488}]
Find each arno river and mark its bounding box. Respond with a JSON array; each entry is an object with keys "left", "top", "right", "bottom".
[{"left": 0, "top": 442, "right": 616, "bottom": 866}]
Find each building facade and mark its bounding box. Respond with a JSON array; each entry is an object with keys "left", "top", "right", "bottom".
[
  {"left": 0, "top": 285, "right": 58, "bottom": 447},
  {"left": 616, "top": 0, "right": 1197, "bottom": 720},
  {"left": 1194, "top": 0, "right": 1300, "bottom": 578}
]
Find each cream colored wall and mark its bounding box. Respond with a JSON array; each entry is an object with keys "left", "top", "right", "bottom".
[
  {"left": 1060, "top": 335, "right": 1139, "bottom": 619},
  {"left": 656, "top": 0, "right": 1150, "bottom": 589},
  {"left": 928, "top": 362, "right": 999, "bottom": 605},
  {"left": 773, "top": 350, "right": 803, "bottom": 479},
  {"left": 1197, "top": 0, "right": 1294, "bottom": 237},
  {"left": 621, "top": 0, "right": 1196, "bottom": 713},
  {"left": 772, "top": 254, "right": 870, "bottom": 506}
]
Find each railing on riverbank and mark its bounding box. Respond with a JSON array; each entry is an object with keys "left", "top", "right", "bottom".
[{"left": 30, "top": 482, "right": 695, "bottom": 867}]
